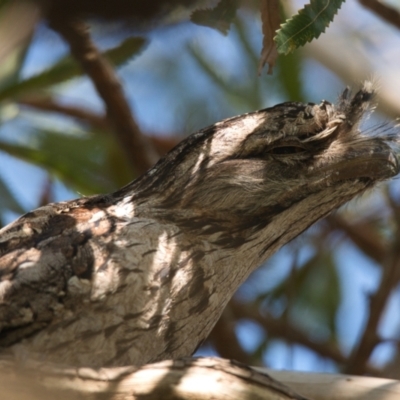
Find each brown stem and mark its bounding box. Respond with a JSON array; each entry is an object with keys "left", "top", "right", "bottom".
[
  {"left": 327, "top": 215, "right": 387, "bottom": 264},
  {"left": 359, "top": 0, "right": 400, "bottom": 30},
  {"left": 20, "top": 95, "right": 181, "bottom": 158},
  {"left": 38, "top": 176, "right": 53, "bottom": 207},
  {"left": 208, "top": 305, "right": 254, "bottom": 365},
  {"left": 230, "top": 300, "right": 380, "bottom": 375},
  {"left": 48, "top": 16, "right": 158, "bottom": 175},
  {"left": 19, "top": 95, "right": 109, "bottom": 130},
  {"left": 346, "top": 236, "right": 400, "bottom": 374}
]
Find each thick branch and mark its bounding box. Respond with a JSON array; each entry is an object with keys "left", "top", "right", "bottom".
[
  {"left": 48, "top": 16, "right": 158, "bottom": 174},
  {"left": 2, "top": 357, "right": 400, "bottom": 400},
  {"left": 266, "top": 369, "right": 400, "bottom": 400}
]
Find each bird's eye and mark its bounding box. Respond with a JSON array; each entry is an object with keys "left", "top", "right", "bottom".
[{"left": 270, "top": 146, "right": 305, "bottom": 155}]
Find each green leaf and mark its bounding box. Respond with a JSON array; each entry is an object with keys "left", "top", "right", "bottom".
[
  {"left": 0, "top": 129, "right": 132, "bottom": 195},
  {"left": 0, "top": 174, "right": 24, "bottom": 215},
  {"left": 277, "top": 51, "right": 304, "bottom": 102},
  {"left": 187, "top": 18, "right": 264, "bottom": 112},
  {"left": 294, "top": 252, "right": 340, "bottom": 334},
  {"left": 275, "top": 0, "right": 345, "bottom": 55},
  {"left": 191, "top": 0, "right": 239, "bottom": 35},
  {"left": 0, "top": 37, "right": 148, "bottom": 102},
  {"left": 265, "top": 251, "right": 341, "bottom": 339}
]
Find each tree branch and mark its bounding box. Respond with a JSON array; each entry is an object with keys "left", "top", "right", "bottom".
[
  {"left": 19, "top": 95, "right": 109, "bottom": 130},
  {"left": 48, "top": 16, "right": 158, "bottom": 174},
  {"left": 2, "top": 356, "right": 400, "bottom": 400},
  {"left": 208, "top": 305, "right": 254, "bottom": 365},
  {"left": 230, "top": 300, "right": 379, "bottom": 375},
  {"left": 359, "top": 0, "right": 400, "bottom": 30},
  {"left": 327, "top": 215, "right": 387, "bottom": 264},
  {"left": 346, "top": 230, "right": 400, "bottom": 374},
  {"left": 265, "top": 368, "right": 400, "bottom": 400},
  {"left": 18, "top": 95, "right": 181, "bottom": 158},
  {"left": 0, "top": 357, "right": 308, "bottom": 400}
]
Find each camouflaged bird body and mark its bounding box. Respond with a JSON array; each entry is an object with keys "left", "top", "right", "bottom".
[{"left": 0, "top": 83, "right": 398, "bottom": 367}]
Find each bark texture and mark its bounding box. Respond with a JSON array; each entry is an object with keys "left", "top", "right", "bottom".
[
  {"left": 2, "top": 356, "right": 400, "bottom": 400},
  {"left": 0, "top": 83, "right": 398, "bottom": 368},
  {"left": 0, "top": 357, "right": 308, "bottom": 400}
]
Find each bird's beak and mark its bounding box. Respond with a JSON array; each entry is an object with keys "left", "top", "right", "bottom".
[{"left": 330, "top": 146, "right": 399, "bottom": 183}]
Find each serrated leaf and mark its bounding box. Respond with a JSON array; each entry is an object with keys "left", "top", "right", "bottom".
[
  {"left": 0, "top": 37, "right": 148, "bottom": 102},
  {"left": 275, "top": 0, "right": 345, "bottom": 55},
  {"left": 191, "top": 0, "right": 239, "bottom": 35},
  {"left": 0, "top": 129, "right": 132, "bottom": 195}
]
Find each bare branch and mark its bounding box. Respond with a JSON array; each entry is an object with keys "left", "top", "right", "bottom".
[
  {"left": 19, "top": 95, "right": 180, "bottom": 158},
  {"left": 230, "top": 300, "right": 379, "bottom": 375},
  {"left": 231, "top": 301, "right": 345, "bottom": 361},
  {"left": 346, "top": 234, "right": 400, "bottom": 374},
  {"left": 327, "top": 215, "right": 387, "bottom": 264},
  {"left": 208, "top": 305, "right": 254, "bottom": 365},
  {"left": 359, "top": 0, "right": 400, "bottom": 30},
  {"left": 19, "top": 95, "right": 109, "bottom": 130},
  {"left": 48, "top": 16, "right": 158, "bottom": 174}
]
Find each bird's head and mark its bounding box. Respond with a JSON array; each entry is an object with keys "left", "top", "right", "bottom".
[{"left": 127, "top": 82, "right": 399, "bottom": 252}]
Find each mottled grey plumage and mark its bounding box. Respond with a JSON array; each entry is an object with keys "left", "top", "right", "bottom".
[{"left": 0, "top": 83, "right": 398, "bottom": 367}]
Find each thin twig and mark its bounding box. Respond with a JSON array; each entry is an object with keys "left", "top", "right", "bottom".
[
  {"left": 208, "top": 306, "right": 254, "bottom": 365},
  {"left": 346, "top": 197, "right": 400, "bottom": 375},
  {"left": 48, "top": 16, "right": 158, "bottom": 175},
  {"left": 327, "top": 215, "right": 387, "bottom": 264},
  {"left": 38, "top": 176, "right": 53, "bottom": 207},
  {"left": 359, "top": 0, "right": 400, "bottom": 30},
  {"left": 19, "top": 95, "right": 109, "bottom": 130},
  {"left": 231, "top": 300, "right": 346, "bottom": 363},
  {"left": 230, "top": 300, "right": 380, "bottom": 375},
  {"left": 20, "top": 95, "right": 181, "bottom": 158},
  {"left": 16, "top": 42, "right": 181, "bottom": 166}
]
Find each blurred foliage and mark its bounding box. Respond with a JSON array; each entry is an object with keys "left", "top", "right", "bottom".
[
  {"left": 0, "top": 32, "right": 146, "bottom": 222},
  {"left": 191, "top": 0, "right": 239, "bottom": 35},
  {"left": 0, "top": 36, "right": 147, "bottom": 102},
  {"left": 267, "top": 250, "right": 341, "bottom": 339},
  {"left": 0, "top": 0, "right": 399, "bottom": 378},
  {"left": 0, "top": 128, "right": 131, "bottom": 194}
]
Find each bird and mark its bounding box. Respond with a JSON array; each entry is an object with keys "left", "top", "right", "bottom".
[{"left": 0, "top": 82, "right": 398, "bottom": 368}]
